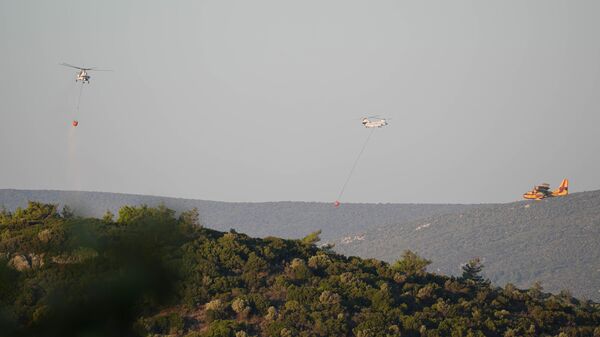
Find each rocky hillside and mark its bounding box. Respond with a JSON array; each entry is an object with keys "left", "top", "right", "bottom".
[{"left": 335, "top": 190, "right": 600, "bottom": 301}]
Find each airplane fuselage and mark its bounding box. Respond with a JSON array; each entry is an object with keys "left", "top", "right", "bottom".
[{"left": 523, "top": 179, "right": 569, "bottom": 200}]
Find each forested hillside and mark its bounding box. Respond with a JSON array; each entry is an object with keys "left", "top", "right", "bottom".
[
  {"left": 3, "top": 189, "right": 599, "bottom": 301},
  {"left": 335, "top": 190, "right": 600, "bottom": 301},
  {"left": 1, "top": 202, "right": 599, "bottom": 336}
]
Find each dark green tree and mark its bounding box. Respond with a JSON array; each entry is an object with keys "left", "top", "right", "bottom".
[
  {"left": 12, "top": 201, "right": 58, "bottom": 224},
  {"left": 117, "top": 204, "right": 175, "bottom": 225},
  {"left": 392, "top": 250, "right": 431, "bottom": 275},
  {"left": 179, "top": 207, "right": 201, "bottom": 227},
  {"left": 0, "top": 206, "right": 11, "bottom": 225},
  {"left": 102, "top": 210, "right": 114, "bottom": 223},
  {"left": 461, "top": 258, "right": 489, "bottom": 287}
]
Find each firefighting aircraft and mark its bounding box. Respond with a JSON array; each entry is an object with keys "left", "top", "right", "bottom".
[
  {"left": 60, "top": 63, "right": 111, "bottom": 83},
  {"left": 523, "top": 179, "right": 569, "bottom": 200},
  {"left": 334, "top": 116, "right": 390, "bottom": 207},
  {"left": 361, "top": 116, "right": 389, "bottom": 128}
]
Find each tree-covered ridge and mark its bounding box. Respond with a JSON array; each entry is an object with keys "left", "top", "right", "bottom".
[{"left": 0, "top": 202, "right": 599, "bottom": 336}]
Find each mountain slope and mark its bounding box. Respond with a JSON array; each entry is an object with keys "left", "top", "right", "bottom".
[
  {"left": 335, "top": 190, "right": 600, "bottom": 301},
  {"left": 0, "top": 189, "right": 476, "bottom": 241}
]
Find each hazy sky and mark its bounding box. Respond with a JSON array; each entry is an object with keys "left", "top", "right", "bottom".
[{"left": 1, "top": 1, "right": 599, "bottom": 203}]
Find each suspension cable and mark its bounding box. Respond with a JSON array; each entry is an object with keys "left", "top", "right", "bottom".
[{"left": 336, "top": 128, "right": 375, "bottom": 202}]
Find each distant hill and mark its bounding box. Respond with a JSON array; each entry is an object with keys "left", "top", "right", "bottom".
[
  {"left": 334, "top": 190, "right": 600, "bottom": 301},
  {"left": 0, "top": 189, "right": 475, "bottom": 241}
]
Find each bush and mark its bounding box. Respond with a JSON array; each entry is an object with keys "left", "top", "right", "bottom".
[{"left": 232, "top": 297, "right": 251, "bottom": 316}]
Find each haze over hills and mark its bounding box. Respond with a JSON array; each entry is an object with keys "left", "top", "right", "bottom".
[
  {"left": 0, "top": 189, "right": 477, "bottom": 241},
  {"left": 1, "top": 189, "right": 599, "bottom": 301},
  {"left": 335, "top": 190, "right": 600, "bottom": 301}
]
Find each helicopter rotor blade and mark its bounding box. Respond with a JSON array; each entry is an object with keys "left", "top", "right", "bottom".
[
  {"left": 60, "top": 62, "right": 85, "bottom": 70},
  {"left": 352, "top": 115, "right": 392, "bottom": 121},
  {"left": 88, "top": 68, "right": 113, "bottom": 72},
  {"left": 368, "top": 115, "right": 393, "bottom": 121},
  {"left": 358, "top": 116, "right": 387, "bottom": 120}
]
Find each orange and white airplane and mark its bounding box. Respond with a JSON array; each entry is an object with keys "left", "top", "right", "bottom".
[{"left": 523, "top": 178, "right": 569, "bottom": 200}]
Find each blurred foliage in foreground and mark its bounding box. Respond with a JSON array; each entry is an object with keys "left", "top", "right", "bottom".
[{"left": 0, "top": 202, "right": 599, "bottom": 336}]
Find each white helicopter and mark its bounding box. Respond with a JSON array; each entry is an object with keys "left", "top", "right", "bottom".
[
  {"left": 361, "top": 116, "right": 389, "bottom": 128},
  {"left": 60, "top": 63, "right": 111, "bottom": 83}
]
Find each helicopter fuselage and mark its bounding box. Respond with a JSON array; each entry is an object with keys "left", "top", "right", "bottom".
[
  {"left": 362, "top": 118, "right": 388, "bottom": 128},
  {"left": 76, "top": 70, "right": 90, "bottom": 83}
]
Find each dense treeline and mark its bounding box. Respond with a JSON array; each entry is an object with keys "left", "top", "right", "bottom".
[{"left": 0, "top": 202, "right": 599, "bottom": 336}]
